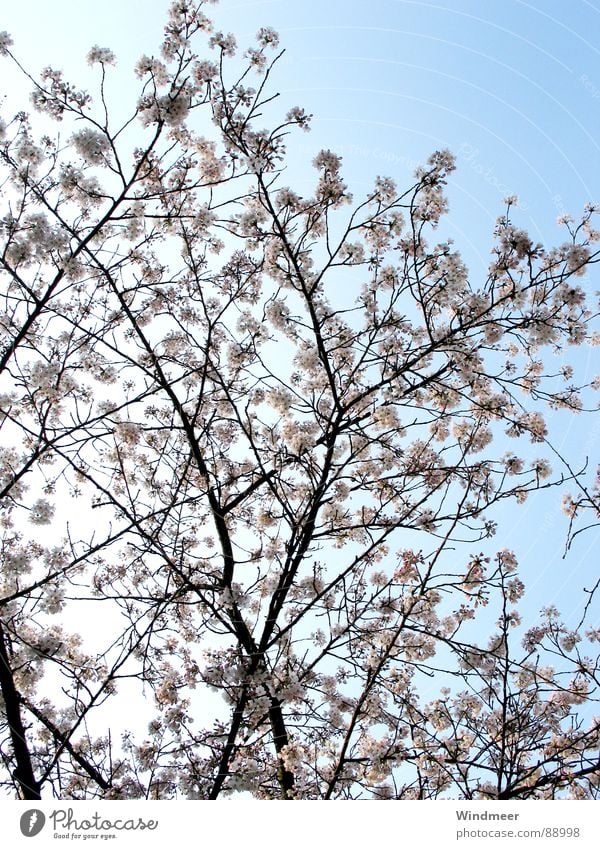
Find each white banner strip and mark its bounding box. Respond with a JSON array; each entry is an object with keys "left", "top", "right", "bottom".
[{"left": 1, "top": 800, "right": 597, "bottom": 848}]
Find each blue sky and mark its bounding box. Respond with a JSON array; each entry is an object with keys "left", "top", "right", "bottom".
[
  {"left": 5, "top": 1, "right": 599, "bottom": 266},
  {"left": 2, "top": 0, "right": 599, "bottom": 626},
  {"left": 5, "top": 1, "right": 599, "bottom": 232}
]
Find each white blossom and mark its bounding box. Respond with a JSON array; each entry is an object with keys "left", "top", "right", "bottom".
[
  {"left": 72, "top": 127, "right": 110, "bottom": 163},
  {"left": 86, "top": 45, "right": 116, "bottom": 66},
  {"left": 29, "top": 498, "right": 54, "bottom": 525},
  {"left": 0, "top": 31, "right": 13, "bottom": 55}
]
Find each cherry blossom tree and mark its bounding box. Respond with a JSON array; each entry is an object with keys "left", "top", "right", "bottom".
[{"left": 0, "top": 1, "right": 599, "bottom": 800}]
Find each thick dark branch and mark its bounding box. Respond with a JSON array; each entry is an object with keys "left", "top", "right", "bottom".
[
  {"left": 23, "top": 698, "right": 110, "bottom": 792},
  {"left": 0, "top": 622, "right": 41, "bottom": 800}
]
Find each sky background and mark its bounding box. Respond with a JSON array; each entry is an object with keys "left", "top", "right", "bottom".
[{"left": 2, "top": 0, "right": 599, "bottom": 629}]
